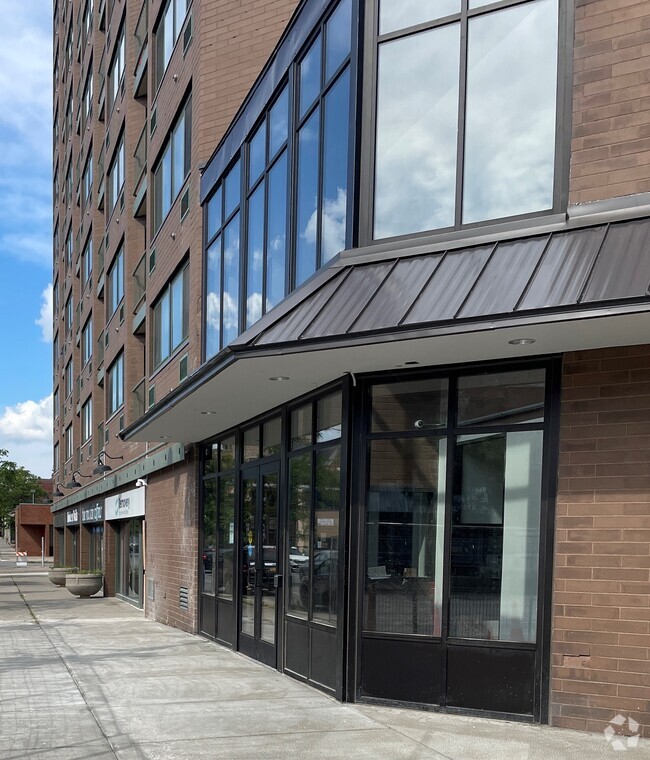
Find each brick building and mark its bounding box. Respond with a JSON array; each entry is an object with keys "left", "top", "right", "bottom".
[{"left": 52, "top": 0, "right": 650, "bottom": 738}]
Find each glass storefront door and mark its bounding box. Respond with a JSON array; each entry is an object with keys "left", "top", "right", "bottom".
[
  {"left": 239, "top": 463, "right": 280, "bottom": 667},
  {"left": 117, "top": 519, "right": 143, "bottom": 607}
]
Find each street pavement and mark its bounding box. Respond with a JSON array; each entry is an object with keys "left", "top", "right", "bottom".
[{"left": 0, "top": 540, "right": 647, "bottom": 759}]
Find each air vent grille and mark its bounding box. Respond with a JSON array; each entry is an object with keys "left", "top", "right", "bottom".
[
  {"left": 183, "top": 15, "right": 193, "bottom": 55},
  {"left": 180, "top": 188, "right": 189, "bottom": 220},
  {"left": 179, "top": 586, "right": 189, "bottom": 610},
  {"left": 179, "top": 354, "right": 188, "bottom": 382}
]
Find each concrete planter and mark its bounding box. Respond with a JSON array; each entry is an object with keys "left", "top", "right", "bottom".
[
  {"left": 65, "top": 573, "right": 103, "bottom": 597},
  {"left": 48, "top": 567, "right": 78, "bottom": 586}
]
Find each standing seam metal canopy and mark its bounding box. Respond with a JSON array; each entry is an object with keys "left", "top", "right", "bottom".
[{"left": 253, "top": 217, "right": 650, "bottom": 346}]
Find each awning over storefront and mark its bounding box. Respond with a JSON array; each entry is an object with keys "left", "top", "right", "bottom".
[{"left": 122, "top": 217, "right": 650, "bottom": 444}]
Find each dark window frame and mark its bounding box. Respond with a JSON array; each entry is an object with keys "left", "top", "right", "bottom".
[{"left": 151, "top": 260, "right": 190, "bottom": 370}]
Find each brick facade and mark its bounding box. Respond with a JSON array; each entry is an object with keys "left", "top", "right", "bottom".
[
  {"left": 552, "top": 345, "right": 650, "bottom": 737},
  {"left": 14, "top": 504, "right": 53, "bottom": 557}
]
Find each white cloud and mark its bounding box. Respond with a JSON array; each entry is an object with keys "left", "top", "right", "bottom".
[
  {"left": 35, "top": 283, "right": 53, "bottom": 343},
  {"left": 0, "top": 394, "right": 53, "bottom": 477}
]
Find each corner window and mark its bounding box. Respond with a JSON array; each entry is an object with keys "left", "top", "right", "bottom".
[
  {"left": 108, "top": 135, "right": 125, "bottom": 213},
  {"left": 107, "top": 352, "right": 124, "bottom": 416},
  {"left": 109, "top": 25, "right": 126, "bottom": 110},
  {"left": 154, "top": 0, "right": 188, "bottom": 89},
  {"left": 82, "top": 317, "right": 93, "bottom": 367},
  {"left": 82, "top": 234, "right": 93, "bottom": 288},
  {"left": 373, "top": 0, "right": 559, "bottom": 240},
  {"left": 82, "top": 397, "right": 92, "bottom": 443},
  {"left": 82, "top": 66, "right": 93, "bottom": 128},
  {"left": 107, "top": 245, "right": 124, "bottom": 318},
  {"left": 65, "top": 292, "right": 73, "bottom": 334},
  {"left": 65, "top": 424, "right": 73, "bottom": 462},
  {"left": 153, "top": 96, "right": 192, "bottom": 233},
  {"left": 53, "top": 388, "right": 59, "bottom": 421},
  {"left": 152, "top": 263, "right": 189, "bottom": 368},
  {"left": 53, "top": 442, "right": 60, "bottom": 473},
  {"left": 65, "top": 359, "right": 73, "bottom": 398},
  {"left": 82, "top": 151, "right": 93, "bottom": 211}
]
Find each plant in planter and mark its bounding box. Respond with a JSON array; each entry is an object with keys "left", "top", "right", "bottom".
[
  {"left": 65, "top": 570, "right": 104, "bottom": 598},
  {"left": 48, "top": 565, "right": 79, "bottom": 587}
]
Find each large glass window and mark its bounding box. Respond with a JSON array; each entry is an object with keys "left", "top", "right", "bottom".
[
  {"left": 155, "top": 0, "right": 188, "bottom": 88},
  {"left": 65, "top": 424, "right": 73, "bottom": 461},
  {"left": 82, "top": 317, "right": 93, "bottom": 367},
  {"left": 108, "top": 135, "right": 125, "bottom": 213},
  {"left": 108, "top": 246, "right": 124, "bottom": 317},
  {"left": 82, "top": 397, "right": 92, "bottom": 443},
  {"left": 153, "top": 96, "right": 192, "bottom": 232},
  {"left": 82, "top": 151, "right": 93, "bottom": 211},
  {"left": 204, "top": 0, "right": 353, "bottom": 359},
  {"left": 82, "top": 235, "right": 93, "bottom": 288},
  {"left": 109, "top": 25, "right": 125, "bottom": 110},
  {"left": 152, "top": 263, "right": 189, "bottom": 367},
  {"left": 374, "top": 0, "right": 559, "bottom": 239},
  {"left": 107, "top": 352, "right": 124, "bottom": 416}
]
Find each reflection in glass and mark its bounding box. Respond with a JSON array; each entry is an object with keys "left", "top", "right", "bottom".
[
  {"left": 449, "top": 431, "right": 542, "bottom": 642},
  {"left": 296, "top": 109, "right": 320, "bottom": 286},
  {"left": 218, "top": 475, "right": 235, "bottom": 599},
  {"left": 223, "top": 215, "right": 240, "bottom": 346},
  {"left": 260, "top": 472, "right": 278, "bottom": 644},
  {"left": 325, "top": 0, "right": 352, "bottom": 81},
  {"left": 313, "top": 446, "right": 341, "bottom": 625},
  {"left": 462, "top": 0, "right": 558, "bottom": 223},
  {"left": 457, "top": 369, "right": 545, "bottom": 426},
  {"left": 379, "top": 0, "right": 460, "bottom": 34},
  {"left": 317, "top": 393, "right": 342, "bottom": 442},
  {"left": 205, "top": 237, "right": 221, "bottom": 359},
  {"left": 263, "top": 417, "right": 282, "bottom": 457},
  {"left": 266, "top": 151, "right": 287, "bottom": 311},
  {"left": 299, "top": 35, "right": 322, "bottom": 118},
  {"left": 202, "top": 479, "right": 216, "bottom": 595},
  {"left": 291, "top": 404, "right": 312, "bottom": 449},
  {"left": 207, "top": 187, "right": 222, "bottom": 242},
  {"left": 204, "top": 444, "right": 219, "bottom": 475},
  {"left": 364, "top": 437, "right": 446, "bottom": 636},
  {"left": 322, "top": 69, "right": 350, "bottom": 263},
  {"left": 375, "top": 24, "right": 460, "bottom": 239},
  {"left": 246, "top": 184, "right": 265, "bottom": 329},
  {"left": 372, "top": 378, "right": 448, "bottom": 433},
  {"left": 249, "top": 122, "right": 266, "bottom": 189},
  {"left": 288, "top": 453, "right": 311, "bottom": 619},
  {"left": 224, "top": 160, "right": 241, "bottom": 219},
  {"left": 220, "top": 436, "right": 237, "bottom": 470},
  {"left": 269, "top": 87, "right": 289, "bottom": 158},
  {"left": 241, "top": 476, "right": 257, "bottom": 637},
  {"left": 243, "top": 426, "right": 260, "bottom": 462}
]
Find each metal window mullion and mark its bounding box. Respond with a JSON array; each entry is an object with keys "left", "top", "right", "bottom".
[{"left": 454, "top": 0, "right": 469, "bottom": 229}]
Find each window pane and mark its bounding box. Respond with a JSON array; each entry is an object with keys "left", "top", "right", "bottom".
[
  {"left": 171, "top": 269, "right": 184, "bottom": 349},
  {"left": 295, "top": 108, "right": 320, "bottom": 286},
  {"left": 223, "top": 214, "right": 240, "bottom": 345},
  {"left": 243, "top": 426, "right": 260, "bottom": 462},
  {"left": 218, "top": 475, "right": 235, "bottom": 599},
  {"left": 288, "top": 453, "right": 311, "bottom": 619},
  {"left": 172, "top": 113, "right": 185, "bottom": 197},
  {"left": 162, "top": 146, "right": 172, "bottom": 219},
  {"left": 205, "top": 236, "right": 221, "bottom": 358},
  {"left": 457, "top": 369, "right": 545, "bottom": 426},
  {"left": 321, "top": 68, "right": 350, "bottom": 263},
  {"left": 246, "top": 183, "right": 265, "bottom": 329},
  {"left": 462, "top": 0, "right": 558, "bottom": 223},
  {"left": 249, "top": 122, "right": 266, "bottom": 189},
  {"left": 207, "top": 187, "right": 222, "bottom": 241},
  {"left": 204, "top": 444, "right": 218, "bottom": 475},
  {"left": 153, "top": 301, "right": 162, "bottom": 365},
  {"left": 224, "top": 160, "right": 241, "bottom": 219},
  {"left": 299, "top": 35, "right": 322, "bottom": 118},
  {"left": 325, "top": 0, "right": 352, "bottom": 81},
  {"left": 313, "top": 446, "right": 341, "bottom": 625},
  {"left": 202, "top": 479, "right": 216, "bottom": 595},
  {"left": 317, "top": 393, "right": 342, "bottom": 442},
  {"left": 450, "top": 431, "right": 542, "bottom": 642},
  {"left": 379, "top": 0, "right": 460, "bottom": 34},
  {"left": 269, "top": 87, "right": 289, "bottom": 157},
  {"left": 291, "top": 404, "right": 312, "bottom": 449},
  {"left": 163, "top": 3, "right": 174, "bottom": 69},
  {"left": 266, "top": 151, "right": 287, "bottom": 311},
  {"left": 160, "top": 290, "right": 170, "bottom": 362},
  {"left": 262, "top": 417, "right": 281, "bottom": 457},
  {"left": 220, "top": 436, "right": 237, "bottom": 470},
  {"left": 364, "top": 437, "right": 446, "bottom": 636},
  {"left": 375, "top": 24, "right": 460, "bottom": 239},
  {"left": 372, "top": 379, "right": 448, "bottom": 433}
]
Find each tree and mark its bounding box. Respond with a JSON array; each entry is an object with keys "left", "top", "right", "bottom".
[{"left": 0, "top": 449, "right": 48, "bottom": 529}]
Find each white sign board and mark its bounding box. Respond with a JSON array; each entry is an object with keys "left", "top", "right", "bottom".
[{"left": 105, "top": 487, "right": 145, "bottom": 521}]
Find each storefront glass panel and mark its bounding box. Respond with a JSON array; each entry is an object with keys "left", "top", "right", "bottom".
[
  {"left": 288, "top": 453, "right": 311, "bottom": 619},
  {"left": 313, "top": 446, "right": 341, "bottom": 625},
  {"left": 218, "top": 475, "right": 235, "bottom": 599},
  {"left": 202, "top": 479, "right": 216, "bottom": 595}
]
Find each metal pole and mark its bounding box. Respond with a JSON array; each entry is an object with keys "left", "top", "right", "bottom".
[{"left": 41, "top": 537, "right": 45, "bottom": 567}]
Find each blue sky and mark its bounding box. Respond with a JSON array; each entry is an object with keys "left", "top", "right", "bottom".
[{"left": 0, "top": 1, "right": 53, "bottom": 476}]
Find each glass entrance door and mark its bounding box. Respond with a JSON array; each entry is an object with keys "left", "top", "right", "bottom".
[{"left": 239, "top": 463, "right": 280, "bottom": 666}]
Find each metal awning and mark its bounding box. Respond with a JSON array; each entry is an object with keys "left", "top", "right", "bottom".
[{"left": 122, "top": 217, "right": 650, "bottom": 444}]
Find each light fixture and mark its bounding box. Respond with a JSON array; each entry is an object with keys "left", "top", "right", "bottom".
[
  {"left": 508, "top": 338, "right": 536, "bottom": 346},
  {"left": 93, "top": 451, "right": 124, "bottom": 475},
  {"left": 201, "top": 411, "right": 217, "bottom": 415},
  {"left": 159, "top": 435, "right": 171, "bottom": 440},
  {"left": 404, "top": 361, "right": 420, "bottom": 366},
  {"left": 269, "top": 376, "right": 290, "bottom": 382},
  {"left": 65, "top": 470, "right": 92, "bottom": 489},
  {"left": 53, "top": 482, "right": 66, "bottom": 498}
]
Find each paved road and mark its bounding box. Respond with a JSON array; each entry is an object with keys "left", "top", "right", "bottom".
[{"left": 0, "top": 541, "right": 646, "bottom": 759}]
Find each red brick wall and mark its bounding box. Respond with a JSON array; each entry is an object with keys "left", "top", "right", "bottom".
[
  {"left": 15, "top": 504, "right": 53, "bottom": 556},
  {"left": 552, "top": 345, "right": 650, "bottom": 737},
  {"left": 570, "top": 0, "right": 650, "bottom": 205}
]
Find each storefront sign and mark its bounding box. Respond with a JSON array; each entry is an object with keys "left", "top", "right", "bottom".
[
  {"left": 105, "top": 487, "right": 145, "bottom": 521},
  {"left": 81, "top": 502, "right": 104, "bottom": 523},
  {"left": 66, "top": 508, "right": 79, "bottom": 525}
]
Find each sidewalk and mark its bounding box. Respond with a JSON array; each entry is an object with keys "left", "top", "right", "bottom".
[{"left": 0, "top": 550, "right": 646, "bottom": 759}]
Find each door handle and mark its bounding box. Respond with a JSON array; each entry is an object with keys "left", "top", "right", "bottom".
[{"left": 273, "top": 574, "right": 282, "bottom": 589}]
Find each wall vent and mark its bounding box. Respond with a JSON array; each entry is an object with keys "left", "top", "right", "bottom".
[
  {"left": 147, "top": 579, "right": 155, "bottom": 601},
  {"left": 119, "top": 303, "right": 124, "bottom": 323},
  {"left": 179, "top": 586, "right": 189, "bottom": 610},
  {"left": 179, "top": 354, "right": 188, "bottom": 382},
  {"left": 148, "top": 385, "right": 155, "bottom": 408},
  {"left": 150, "top": 107, "right": 157, "bottom": 136},
  {"left": 180, "top": 188, "right": 189, "bottom": 220},
  {"left": 149, "top": 248, "right": 156, "bottom": 273},
  {"left": 118, "top": 415, "right": 124, "bottom": 431},
  {"left": 183, "top": 15, "right": 193, "bottom": 56}
]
